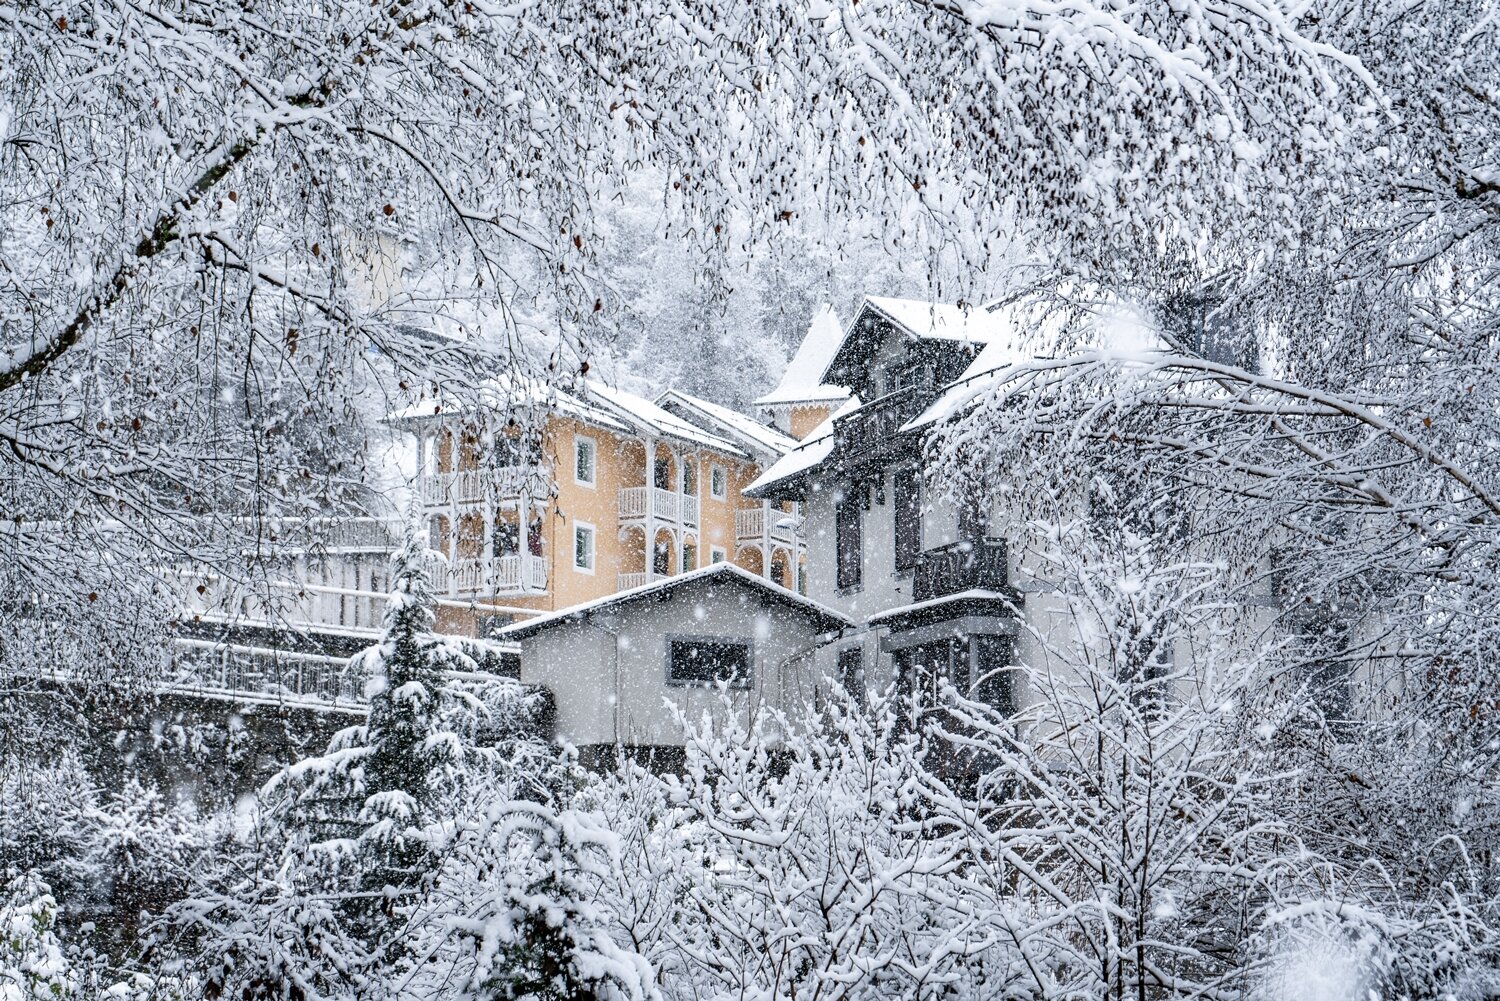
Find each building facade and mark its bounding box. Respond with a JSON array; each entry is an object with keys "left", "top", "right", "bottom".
[
  {"left": 748, "top": 296, "right": 1038, "bottom": 714},
  {"left": 393, "top": 379, "right": 812, "bottom": 634}
]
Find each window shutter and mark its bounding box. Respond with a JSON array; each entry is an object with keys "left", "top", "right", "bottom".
[
  {"left": 893, "top": 468, "right": 921, "bottom": 570},
  {"left": 836, "top": 491, "right": 863, "bottom": 589}
]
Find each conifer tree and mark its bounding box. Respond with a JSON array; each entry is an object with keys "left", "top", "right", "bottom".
[
  {"left": 265, "top": 530, "right": 471, "bottom": 935},
  {"left": 352, "top": 531, "right": 461, "bottom": 920}
]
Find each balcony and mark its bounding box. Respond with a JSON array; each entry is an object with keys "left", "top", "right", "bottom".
[
  {"left": 435, "top": 553, "right": 548, "bottom": 595},
  {"left": 228, "top": 516, "right": 400, "bottom": 553},
  {"left": 832, "top": 386, "right": 928, "bottom": 465},
  {"left": 419, "top": 466, "right": 536, "bottom": 507},
  {"left": 735, "top": 505, "right": 800, "bottom": 546},
  {"left": 619, "top": 486, "right": 700, "bottom": 527},
  {"left": 617, "top": 571, "right": 670, "bottom": 591},
  {"left": 170, "top": 639, "right": 367, "bottom": 706},
  {"left": 912, "top": 540, "right": 1009, "bottom": 602}
]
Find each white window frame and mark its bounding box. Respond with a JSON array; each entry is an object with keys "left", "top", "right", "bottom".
[
  {"left": 710, "top": 545, "right": 727, "bottom": 565},
  {"left": 682, "top": 539, "right": 698, "bottom": 571},
  {"left": 710, "top": 463, "right": 728, "bottom": 500},
  {"left": 574, "top": 434, "right": 597, "bottom": 488},
  {"left": 681, "top": 459, "right": 697, "bottom": 496},
  {"left": 573, "top": 520, "right": 596, "bottom": 574}
]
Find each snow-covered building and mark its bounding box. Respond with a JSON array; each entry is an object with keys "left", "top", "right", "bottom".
[
  {"left": 747, "top": 295, "right": 1040, "bottom": 713},
  {"left": 498, "top": 563, "right": 850, "bottom": 763},
  {"left": 389, "top": 378, "right": 810, "bottom": 636},
  {"left": 752, "top": 304, "right": 851, "bottom": 440}
]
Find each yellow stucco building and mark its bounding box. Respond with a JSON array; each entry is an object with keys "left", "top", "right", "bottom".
[{"left": 394, "top": 380, "right": 840, "bottom": 635}]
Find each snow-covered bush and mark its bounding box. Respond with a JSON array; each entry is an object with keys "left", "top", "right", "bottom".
[
  {"left": 0, "top": 871, "right": 77, "bottom": 1001},
  {"left": 0, "top": 751, "right": 99, "bottom": 902},
  {"left": 920, "top": 519, "right": 1288, "bottom": 1000},
  {"left": 595, "top": 687, "right": 1036, "bottom": 1000}
]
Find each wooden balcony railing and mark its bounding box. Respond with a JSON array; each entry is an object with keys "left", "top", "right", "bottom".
[
  {"left": 912, "top": 540, "right": 1009, "bottom": 602},
  {"left": 832, "top": 386, "right": 927, "bottom": 461},
  {"left": 619, "top": 487, "right": 699, "bottom": 526},
  {"left": 735, "top": 505, "right": 800, "bottom": 545},
  {"left": 438, "top": 554, "right": 548, "bottom": 594},
  {"left": 419, "top": 466, "right": 536, "bottom": 506}
]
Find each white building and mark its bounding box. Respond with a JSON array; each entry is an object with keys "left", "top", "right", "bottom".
[{"left": 497, "top": 563, "right": 850, "bottom": 764}]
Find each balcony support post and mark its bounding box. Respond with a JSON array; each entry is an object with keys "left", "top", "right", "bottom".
[{"left": 519, "top": 493, "right": 532, "bottom": 592}]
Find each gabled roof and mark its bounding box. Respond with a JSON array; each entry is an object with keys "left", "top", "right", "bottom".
[
  {"left": 903, "top": 294, "right": 1111, "bottom": 431},
  {"left": 744, "top": 396, "right": 860, "bottom": 496},
  {"left": 497, "top": 563, "right": 852, "bottom": 640},
  {"left": 820, "top": 296, "right": 1016, "bottom": 390},
  {"left": 754, "top": 304, "right": 851, "bottom": 407},
  {"left": 581, "top": 382, "right": 746, "bottom": 456},
  {"left": 385, "top": 376, "right": 630, "bottom": 433},
  {"left": 655, "top": 389, "right": 799, "bottom": 459},
  {"left": 387, "top": 377, "right": 746, "bottom": 456}
]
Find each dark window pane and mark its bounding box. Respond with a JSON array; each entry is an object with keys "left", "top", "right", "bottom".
[
  {"left": 958, "top": 490, "right": 986, "bottom": 542},
  {"left": 669, "top": 638, "right": 752, "bottom": 686},
  {"left": 894, "top": 468, "right": 921, "bottom": 570},
  {"left": 494, "top": 520, "right": 520, "bottom": 557},
  {"left": 836, "top": 491, "right": 862, "bottom": 590},
  {"left": 838, "top": 646, "right": 866, "bottom": 708},
  {"left": 973, "top": 635, "right": 1015, "bottom": 714}
]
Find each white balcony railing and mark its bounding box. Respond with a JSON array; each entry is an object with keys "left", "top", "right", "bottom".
[
  {"left": 419, "top": 466, "right": 535, "bottom": 506},
  {"left": 618, "top": 487, "right": 699, "bottom": 526},
  {"left": 735, "top": 506, "right": 764, "bottom": 540},
  {"left": 438, "top": 554, "right": 548, "bottom": 595},
  {"left": 617, "top": 571, "right": 669, "bottom": 591},
  {"left": 735, "top": 505, "right": 799, "bottom": 545}
]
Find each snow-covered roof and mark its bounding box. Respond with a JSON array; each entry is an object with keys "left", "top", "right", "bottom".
[
  {"left": 866, "top": 589, "right": 1015, "bottom": 625},
  {"left": 904, "top": 295, "right": 1121, "bottom": 430},
  {"left": 497, "top": 563, "right": 852, "bottom": 640},
  {"left": 655, "top": 389, "right": 799, "bottom": 458},
  {"left": 904, "top": 337, "right": 1031, "bottom": 431},
  {"left": 582, "top": 381, "right": 746, "bottom": 456},
  {"left": 863, "top": 296, "right": 1025, "bottom": 345},
  {"left": 753, "top": 304, "right": 851, "bottom": 407},
  {"left": 386, "top": 376, "right": 746, "bottom": 456},
  {"left": 743, "top": 395, "right": 860, "bottom": 495},
  {"left": 385, "top": 376, "right": 630, "bottom": 432}
]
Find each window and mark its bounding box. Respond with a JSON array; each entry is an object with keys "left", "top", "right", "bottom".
[
  {"left": 710, "top": 545, "right": 727, "bottom": 564},
  {"left": 958, "top": 490, "right": 987, "bottom": 542},
  {"left": 653, "top": 537, "right": 672, "bottom": 576},
  {"left": 838, "top": 646, "right": 866, "bottom": 708},
  {"left": 681, "top": 462, "right": 697, "bottom": 495},
  {"left": 573, "top": 521, "right": 595, "bottom": 573},
  {"left": 973, "top": 635, "right": 1017, "bottom": 714},
  {"left": 682, "top": 540, "right": 697, "bottom": 571},
  {"left": 710, "top": 464, "right": 727, "bottom": 499},
  {"left": 893, "top": 467, "right": 921, "bottom": 571},
  {"left": 668, "top": 636, "right": 752, "bottom": 687},
  {"left": 888, "top": 361, "right": 926, "bottom": 395},
  {"left": 428, "top": 515, "right": 449, "bottom": 557},
  {"left": 836, "top": 490, "right": 863, "bottom": 590},
  {"left": 654, "top": 456, "right": 672, "bottom": 490},
  {"left": 494, "top": 518, "right": 520, "bottom": 557},
  {"left": 574, "top": 435, "right": 596, "bottom": 487}
]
